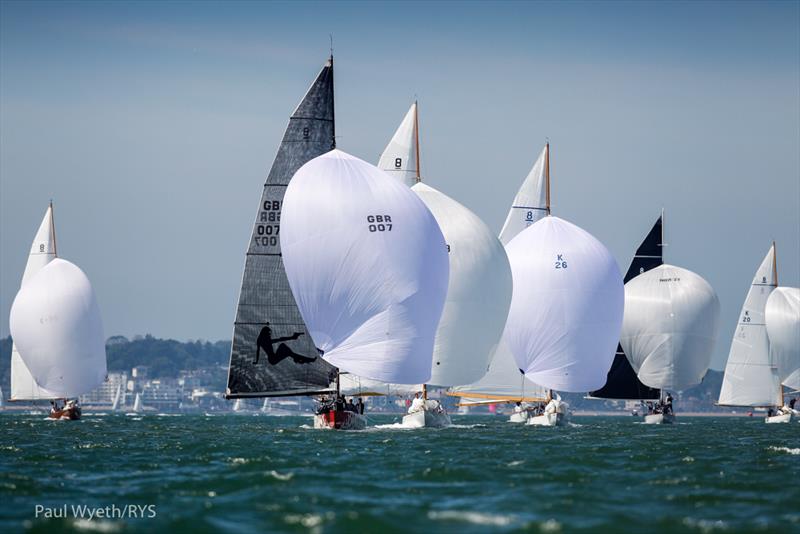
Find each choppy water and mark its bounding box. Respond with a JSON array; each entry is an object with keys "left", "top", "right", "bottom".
[{"left": 0, "top": 413, "right": 798, "bottom": 533}]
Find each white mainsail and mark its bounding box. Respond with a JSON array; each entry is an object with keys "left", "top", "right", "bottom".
[
  {"left": 377, "top": 103, "right": 513, "bottom": 387},
  {"left": 498, "top": 145, "right": 549, "bottom": 246},
  {"left": 619, "top": 264, "right": 721, "bottom": 390},
  {"left": 132, "top": 392, "right": 142, "bottom": 413},
  {"left": 451, "top": 146, "right": 551, "bottom": 402},
  {"left": 718, "top": 244, "right": 781, "bottom": 407},
  {"left": 10, "top": 205, "right": 61, "bottom": 400},
  {"left": 765, "top": 287, "right": 800, "bottom": 389},
  {"left": 9, "top": 258, "right": 107, "bottom": 399},
  {"left": 111, "top": 383, "right": 122, "bottom": 411},
  {"left": 503, "top": 216, "right": 624, "bottom": 392},
  {"left": 280, "top": 149, "right": 449, "bottom": 384},
  {"left": 377, "top": 102, "right": 419, "bottom": 187}
]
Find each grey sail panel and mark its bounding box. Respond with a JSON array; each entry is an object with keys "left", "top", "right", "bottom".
[
  {"left": 227, "top": 58, "right": 338, "bottom": 398},
  {"left": 590, "top": 215, "right": 663, "bottom": 400}
]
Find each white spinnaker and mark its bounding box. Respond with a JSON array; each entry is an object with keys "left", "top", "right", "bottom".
[
  {"left": 620, "top": 264, "right": 720, "bottom": 390},
  {"left": 11, "top": 205, "right": 60, "bottom": 400},
  {"left": 9, "top": 258, "right": 107, "bottom": 398},
  {"left": 412, "top": 182, "right": 512, "bottom": 386},
  {"left": 377, "top": 103, "right": 418, "bottom": 187},
  {"left": 498, "top": 145, "right": 548, "bottom": 246},
  {"left": 281, "top": 149, "right": 449, "bottom": 384},
  {"left": 450, "top": 343, "right": 550, "bottom": 401},
  {"left": 765, "top": 287, "right": 800, "bottom": 388},
  {"left": 503, "top": 216, "right": 624, "bottom": 392},
  {"left": 718, "top": 245, "right": 780, "bottom": 407}
]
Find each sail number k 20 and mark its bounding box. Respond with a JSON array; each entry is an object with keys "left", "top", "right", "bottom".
[
  {"left": 367, "top": 215, "right": 393, "bottom": 232},
  {"left": 255, "top": 200, "right": 281, "bottom": 247}
]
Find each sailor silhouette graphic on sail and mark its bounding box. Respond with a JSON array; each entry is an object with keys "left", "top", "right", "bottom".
[{"left": 253, "top": 322, "right": 316, "bottom": 365}]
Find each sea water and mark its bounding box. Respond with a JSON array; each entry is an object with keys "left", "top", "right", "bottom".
[{"left": 0, "top": 414, "right": 798, "bottom": 533}]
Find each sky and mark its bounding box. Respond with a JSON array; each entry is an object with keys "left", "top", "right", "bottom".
[{"left": 1, "top": 1, "right": 798, "bottom": 371}]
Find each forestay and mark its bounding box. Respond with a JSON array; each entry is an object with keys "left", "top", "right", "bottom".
[
  {"left": 10, "top": 205, "right": 60, "bottom": 400},
  {"left": 718, "top": 245, "right": 780, "bottom": 407},
  {"left": 9, "top": 259, "right": 107, "bottom": 398},
  {"left": 765, "top": 287, "right": 800, "bottom": 389},
  {"left": 280, "top": 149, "right": 449, "bottom": 384},
  {"left": 620, "top": 264, "right": 720, "bottom": 390},
  {"left": 226, "top": 57, "right": 338, "bottom": 398},
  {"left": 377, "top": 102, "right": 419, "bottom": 187},
  {"left": 411, "top": 183, "right": 512, "bottom": 386},
  {"left": 503, "top": 216, "right": 624, "bottom": 392}
]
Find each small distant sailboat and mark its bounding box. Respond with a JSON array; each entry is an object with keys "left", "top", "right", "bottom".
[
  {"left": 9, "top": 203, "right": 107, "bottom": 421},
  {"left": 281, "top": 150, "right": 449, "bottom": 430},
  {"left": 378, "top": 102, "right": 513, "bottom": 428},
  {"left": 765, "top": 287, "right": 800, "bottom": 409},
  {"left": 718, "top": 243, "right": 793, "bottom": 423},
  {"left": 616, "top": 212, "right": 721, "bottom": 424},
  {"left": 131, "top": 392, "right": 143, "bottom": 413},
  {"left": 232, "top": 398, "right": 244, "bottom": 413},
  {"left": 111, "top": 383, "right": 122, "bottom": 412},
  {"left": 502, "top": 145, "right": 625, "bottom": 427},
  {"left": 448, "top": 145, "right": 552, "bottom": 423}
]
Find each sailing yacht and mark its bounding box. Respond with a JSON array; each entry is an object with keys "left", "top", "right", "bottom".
[
  {"left": 281, "top": 149, "right": 449, "bottom": 430},
  {"left": 448, "top": 145, "right": 551, "bottom": 423},
  {"left": 595, "top": 213, "right": 721, "bottom": 424},
  {"left": 501, "top": 146, "right": 625, "bottom": 427},
  {"left": 765, "top": 287, "right": 800, "bottom": 413},
  {"left": 224, "top": 56, "right": 343, "bottom": 422},
  {"left": 719, "top": 243, "right": 794, "bottom": 423},
  {"left": 9, "top": 203, "right": 107, "bottom": 421},
  {"left": 377, "top": 102, "right": 513, "bottom": 428}
]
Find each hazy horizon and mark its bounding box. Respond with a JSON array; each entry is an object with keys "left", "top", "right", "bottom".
[{"left": 1, "top": 1, "right": 798, "bottom": 371}]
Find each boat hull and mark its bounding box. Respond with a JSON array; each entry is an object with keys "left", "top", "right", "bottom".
[
  {"left": 527, "top": 412, "right": 564, "bottom": 427},
  {"left": 509, "top": 411, "right": 529, "bottom": 424},
  {"left": 765, "top": 413, "right": 793, "bottom": 424},
  {"left": 49, "top": 405, "right": 81, "bottom": 421},
  {"left": 643, "top": 413, "right": 675, "bottom": 425},
  {"left": 313, "top": 410, "right": 366, "bottom": 430},
  {"left": 402, "top": 409, "right": 451, "bottom": 428}
]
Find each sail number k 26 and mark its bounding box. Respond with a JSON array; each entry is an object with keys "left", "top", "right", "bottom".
[
  {"left": 255, "top": 200, "right": 281, "bottom": 246},
  {"left": 367, "top": 215, "right": 393, "bottom": 232},
  {"left": 555, "top": 254, "right": 568, "bottom": 269}
]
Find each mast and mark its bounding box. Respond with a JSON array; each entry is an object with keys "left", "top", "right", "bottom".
[
  {"left": 544, "top": 143, "right": 551, "bottom": 215},
  {"left": 50, "top": 200, "right": 58, "bottom": 257},
  {"left": 414, "top": 101, "right": 421, "bottom": 183},
  {"left": 422, "top": 383, "right": 427, "bottom": 400},
  {"left": 772, "top": 240, "right": 782, "bottom": 407}
]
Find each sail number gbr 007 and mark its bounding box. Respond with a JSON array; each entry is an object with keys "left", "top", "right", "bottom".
[
  {"left": 367, "top": 215, "right": 392, "bottom": 232},
  {"left": 255, "top": 200, "right": 281, "bottom": 247}
]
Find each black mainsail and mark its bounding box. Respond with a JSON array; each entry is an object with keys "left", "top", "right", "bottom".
[
  {"left": 589, "top": 215, "right": 663, "bottom": 400},
  {"left": 226, "top": 57, "right": 338, "bottom": 398}
]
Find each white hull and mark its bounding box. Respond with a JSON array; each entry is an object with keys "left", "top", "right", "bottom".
[
  {"left": 643, "top": 413, "right": 675, "bottom": 424},
  {"left": 402, "top": 409, "right": 451, "bottom": 428},
  {"left": 509, "top": 411, "right": 529, "bottom": 424},
  {"left": 526, "top": 412, "right": 564, "bottom": 427},
  {"left": 765, "top": 413, "right": 793, "bottom": 424},
  {"left": 313, "top": 411, "right": 367, "bottom": 430}
]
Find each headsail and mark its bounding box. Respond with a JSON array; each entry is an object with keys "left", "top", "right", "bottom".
[
  {"left": 503, "top": 216, "right": 624, "bottom": 392},
  {"left": 590, "top": 215, "right": 663, "bottom": 400},
  {"left": 718, "top": 244, "right": 780, "bottom": 407},
  {"left": 9, "top": 258, "right": 107, "bottom": 398},
  {"left": 377, "top": 102, "right": 419, "bottom": 187},
  {"left": 111, "top": 383, "right": 122, "bottom": 411},
  {"left": 226, "top": 57, "right": 338, "bottom": 398},
  {"left": 619, "top": 264, "right": 720, "bottom": 390},
  {"left": 280, "top": 149, "right": 449, "bottom": 384},
  {"left": 765, "top": 287, "right": 800, "bottom": 389},
  {"left": 10, "top": 204, "right": 61, "bottom": 401}
]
